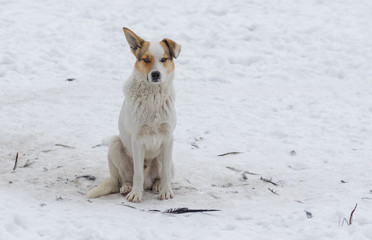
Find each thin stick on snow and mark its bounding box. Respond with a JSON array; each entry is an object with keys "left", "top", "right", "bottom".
[
  {"left": 349, "top": 204, "right": 358, "bottom": 225},
  {"left": 163, "top": 208, "right": 221, "bottom": 214},
  {"left": 55, "top": 144, "right": 75, "bottom": 149},
  {"left": 268, "top": 188, "right": 279, "bottom": 195},
  {"left": 244, "top": 170, "right": 259, "bottom": 175},
  {"left": 217, "top": 152, "right": 243, "bottom": 157},
  {"left": 226, "top": 166, "right": 259, "bottom": 175},
  {"left": 260, "top": 177, "right": 278, "bottom": 186},
  {"left": 341, "top": 218, "right": 349, "bottom": 227},
  {"left": 76, "top": 175, "right": 96, "bottom": 181},
  {"left": 121, "top": 204, "right": 137, "bottom": 209},
  {"left": 119, "top": 203, "right": 221, "bottom": 214},
  {"left": 226, "top": 166, "right": 241, "bottom": 172},
  {"left": 23, "top": 159, "right": 35, "bottom": 168},
  {"left": 340, "top": 203, "right": 358, "bottom": 227},
  {"left": 13, "top": 152, "right": 19, "bottom": 171}
]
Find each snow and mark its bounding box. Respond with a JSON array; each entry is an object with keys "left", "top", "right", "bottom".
[{"left": 1, "top": 0, "right": 372, "bottom": 239}]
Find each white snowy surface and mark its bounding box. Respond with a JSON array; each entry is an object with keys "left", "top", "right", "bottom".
[{"left": 1, "top": 0, "right": 372, "bottom": 239}]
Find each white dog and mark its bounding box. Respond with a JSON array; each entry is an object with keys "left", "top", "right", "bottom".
[{"left": 87, "top": 27, "right": 181, "bottom": 202}]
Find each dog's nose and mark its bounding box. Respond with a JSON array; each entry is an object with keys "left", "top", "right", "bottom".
[{"left": 151, "top": 71, "right": 161, "bottom": 82}]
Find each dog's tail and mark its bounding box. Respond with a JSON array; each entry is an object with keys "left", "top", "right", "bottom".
[
  {"left": 87, "top": 136, "right": 127, "bottom": 198},
  {"left": 87, "top": 177, "right": 119, "bottom": 198}
]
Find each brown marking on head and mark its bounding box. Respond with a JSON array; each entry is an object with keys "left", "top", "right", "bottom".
[
  {"left": 123, "top": 28, "right": 181, "bottom": 82},
  {"left": 134, "top": 50, "right": 155, "bottom": 76},
  {"left": 137, "top": 41, "right": 150, "bottom": 61},
  {"left": 123, "top": 28, "right": 155, "bottom": 75},
  {"left": 160, "top": 41, "right": 175, "bottom": 74},
  {"left": 162, "top": 38, "right": 181, "bottom": 59},
  {"left": 123, "top": 28, "right": 145, "bottom": 58}
]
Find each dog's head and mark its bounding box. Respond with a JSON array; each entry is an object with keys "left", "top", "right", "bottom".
[{"left": 123, "top": 27, "right": 181, "bottom": 83}]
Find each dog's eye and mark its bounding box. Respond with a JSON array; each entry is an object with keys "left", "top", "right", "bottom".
[
  {"left": 143, "top": 59, "right": 150, "bottom": 63},
  {"left": 160, "top": 58, "right": 167, "bottom": 63}
]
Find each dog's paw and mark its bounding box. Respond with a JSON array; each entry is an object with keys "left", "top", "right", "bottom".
[
  {"left": 158, "top": 187, "right": 173, "bottom": 200},
  {"left": 152, "top": 179, "right": 161, "bottom": 193},
  {"left": 126, "top": 189, "right": 143, "bottom": 203},
  {"left": 120, "top": 182, "right": 132, "bottom": 196}
]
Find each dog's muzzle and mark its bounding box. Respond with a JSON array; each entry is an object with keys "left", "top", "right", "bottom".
[{"left": 149, "top": 71, "right": 161, "bottom": 83}]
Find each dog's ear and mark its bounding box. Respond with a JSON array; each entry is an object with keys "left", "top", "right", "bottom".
[
  {"left": 123, "top": 27, "right": 145, "bottom": 55},
  {"left": 162, "top": 38, "right": 181, "bottom": 59}
]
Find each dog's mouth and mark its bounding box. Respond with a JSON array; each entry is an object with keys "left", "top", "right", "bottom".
[{"left": 147, "top": 76, "right": 162, "bottom": 83}]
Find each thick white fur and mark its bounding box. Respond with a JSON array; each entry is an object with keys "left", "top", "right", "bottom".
[{"left": 88, "top": 41, "right": 177, "bottom": 202}]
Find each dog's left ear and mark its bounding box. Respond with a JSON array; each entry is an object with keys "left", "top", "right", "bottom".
[{"left": 162, "top": 38, "right": 181, "bottom": 59}]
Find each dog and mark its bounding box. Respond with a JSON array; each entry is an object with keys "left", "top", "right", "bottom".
[{"left": 87, "top": 27, "right": 181, "bottom": 202}]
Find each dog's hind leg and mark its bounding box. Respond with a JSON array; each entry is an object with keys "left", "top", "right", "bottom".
[
  {"left": 152, "top": 178, "right": 161, "bottom": 193},
  {"left": 87, "top": 136, "right": 132, "bottom": 198},
  {"left": 120, "top": 182, "right": 133, "bottom": 195}
]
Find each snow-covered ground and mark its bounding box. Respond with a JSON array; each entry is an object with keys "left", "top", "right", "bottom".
[{"left": 1, "top": 0, "right": 372, "bottom": 239}]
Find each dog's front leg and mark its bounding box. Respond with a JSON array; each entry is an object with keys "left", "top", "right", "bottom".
[
  {"left": 126, "top": 139, "right": 145, "bottom": 203},
  {"left": 158, "top": 137, "right": 174, "bottom": 200}
]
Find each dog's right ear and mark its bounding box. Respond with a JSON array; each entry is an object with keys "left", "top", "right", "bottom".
[{"left": 123, "top": 27, "right": 145, "bottom": 56}]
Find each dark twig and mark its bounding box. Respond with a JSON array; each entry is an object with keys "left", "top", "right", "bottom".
[
  {"left": 163, "top": 208, "right": 221, "bottom": 214},
  {"left": 149, "top": 209, "right": 161, "bottom": 212},
  {"left": 226, "top": 166, "right": 259, "bottom": 175},
  {"left": 91, "top": 144, "right": 102, "bottom": 148},
  {"left": 217, "top": 152, "right": 243, "bottom": 157},
  {"left": 244, "top": 170, "right": 259, "bottom": 175},
  {"left": 268, "top": 188, "right": 279, "bottom": 195},
  {"left": 349, "top": 204, "right": 358, "bottom": 225},
  {"left": 260, "top": 177, "right": 278, "bottom": 186},
  {"left": 288, "top": 165, "right": 306, "bottom": 171},
  {"left": 13, "top": 153, "right": 19, "bottom": 171},
  {"left": 23, "top": 159, "right": 35, "bottom": 168},
  {"left": 55, "top": 144, "right": 75, "bottom": 149},
  {"left": 121, "top": 204, "right": 137, "bottom": 209},
  {"left": 76, "top": 175, "right": 96, "bottom": 181},
  {"left": 341, "top": 203, "right": 358, "bottom": 227},
  {"left": 191, "top": 142, "right": 199, "bottom": 149},
  {"left": 226, "top": 166, "right": 240, "bottom": 172},
  {"left": 119, "top": 204, "right": 220, "bottom": 214}
]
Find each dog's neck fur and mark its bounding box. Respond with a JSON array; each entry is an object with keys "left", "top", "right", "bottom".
[{"left": 124, "top": 70, "right": 175, "bottom": 111}]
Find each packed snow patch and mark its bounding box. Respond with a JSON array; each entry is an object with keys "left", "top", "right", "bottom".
[{"left": 1, "top": 0, "right": 372, "bottom": 239}]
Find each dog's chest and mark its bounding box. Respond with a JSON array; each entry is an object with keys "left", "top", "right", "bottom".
[
  {"left": 134, "top": 101, "right": 175, "bottom": 154},
  {"left": 137, "top": 122, "right": 171, "bottom": 138},
  {"left": 136, "top": 113, "right": 173, "bottom": 157},
  {"left": 122, "top": 77, "right": 176, "bottom": 150},
  {"left": 136, "top": 101, "right": 175, "bottom": 135}
]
